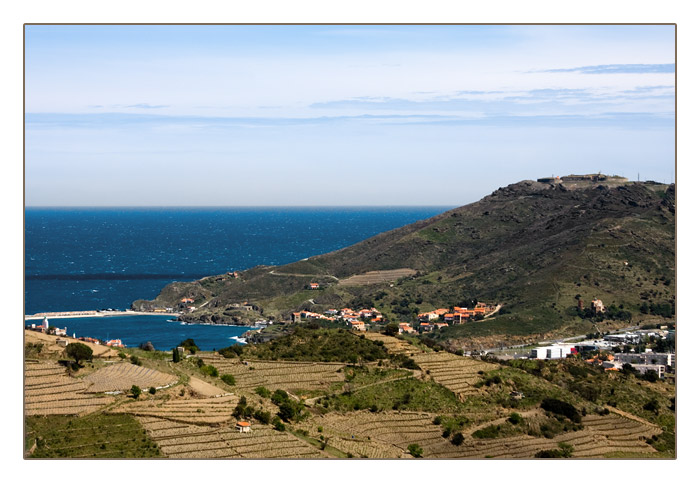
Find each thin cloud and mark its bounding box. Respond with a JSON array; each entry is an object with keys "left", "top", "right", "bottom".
[{"left": 533, "top": 64, "right": 675, "bottom": 74}]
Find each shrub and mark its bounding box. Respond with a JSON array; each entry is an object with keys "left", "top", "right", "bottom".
[
  {"left": 407, "top": 443, "right": 423, "bottom": 458},
  {"left": 255, "top": 386, "right": 271, "bottom": 398},
  {"left": 472, "top": 425, "right": 501, "bottom": 439},
  {"left": 200, "top": 365, "right": 219, "bottom": 377},
  {"left": 149, "top": 387, "right": 156, "bottom": 395},
  {"left": 221, "top": 374, "right": 236, "bottom": 386},
  {"left": 508, "top": 412, "right": 523, "bottom": 425},
  {"left": 130, "top": 355, "right": 142, "bottom": 366},
  {"left": 218, "top": 344, "right": 244, "bottom": 358},
  {"left": 272, "top": 417, "right": 286, "bottom": 432},
  {"left": 540, "top": 398, "right": 581, "bottom": 423},
  {"left": 451, "top": 433, "right": 465, "bottom": 446},
  {"left": 252, "top": 409, "right": 271, "bottom": 425},
  {"left": 130, "top": 385, "right": 141, "bottom": 399}
]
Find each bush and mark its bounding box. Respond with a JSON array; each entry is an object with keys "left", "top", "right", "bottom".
[
  {"left": 255, "top": 386, "right": 271, "bottom": 398},
  {"left": 130, "top": 385, "right": 141, "bottom": 399},
  {"left": 540, "top": 398, "right": 581, "bottom": 423},
  {"left": 254, "top": 410, "right": 271, "bottom": 424},
  {"left": 451, "top": 433, "right": 465, "bottom": 446},
  {"left": 179, "top": 339, "right": 199, "bottom": 354},
  {"left": 149, "top": 387, "right": 156, "bottom": 395},
  {"left": 200, "top": 365, "right": 219, "bottom": 377},
  {"left": 508, "top": 412, "right": 523, "bottom": 425},
  {"left": 272, "top": 416, "right": 286, "bottom": 432},
  {"left": 472, "top": 425, "right": 501, "bottom": 439},
  {"left": 221, "top": 374, "right": 236, "bottom": 386},
  {"left": 130, "top": 355, "right": 142, "bottom": 366},
  {"left": 407, "top": 443, "right": 423, "bottom": 458},
  {"left": 218, "top": 344, "right": 244, "bottom": 358}
]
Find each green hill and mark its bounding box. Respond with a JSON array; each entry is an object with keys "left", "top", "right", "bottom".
[{"left": 132, "top": 178, "right": 675, "bottom": 346}]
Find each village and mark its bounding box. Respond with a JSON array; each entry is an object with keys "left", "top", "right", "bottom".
[{"left": 291, "top": 301, "right": 499, "bottom": 333}]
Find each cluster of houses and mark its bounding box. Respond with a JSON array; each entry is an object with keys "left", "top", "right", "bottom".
[
  {"left": 291, "top": 307, "right": 384, "bottom": 330},
  {"left": 26, "top": 317, "right": 68, "bottom": 336},
  {"left": 290, "top": 302, "right": 498, "bottom": 333},
  {"left": 25, "top": 316, "right": 126, "bottom": 348}
]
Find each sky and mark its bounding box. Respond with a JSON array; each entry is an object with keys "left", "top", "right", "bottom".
[{"left": 24, "top": 24, "right": 676, "bottom": 206}]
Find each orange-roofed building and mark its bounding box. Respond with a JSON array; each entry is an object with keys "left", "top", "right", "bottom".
[
  {"left": 309, "top": 283, "right": 320, "bottom": 289},
  {"left": 398, "top": 323, "right": 415, "bottom": 334},
  {"left": 236, "top": 421, "right": 251, "bottom": 433}
]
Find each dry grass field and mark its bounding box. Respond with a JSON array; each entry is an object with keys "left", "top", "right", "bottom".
[
  {"left": 111, "top": 393, "right": 241, "bottom": 425},
  {"left": 197, "top": 353, "right": 347, "bottom": 394},
  {"left": 360, "top": 332, "right": 421, "bottom": 357},
  {"left": 138, "top": 417, "right": 325, "bottom": 458},
  {"left": 25, "top": 362, "right": 114, "bottom": 416},
  {"left": 84, "top": 363, "right": 178, "bottom": 393},
  {"left": 338, "top": 269, "right": 417, "bottom": 287}
]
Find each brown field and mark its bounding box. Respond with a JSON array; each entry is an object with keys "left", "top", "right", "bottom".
[
  {"left": 24, "top": 362, "right": 114, "bottom": 416},
  {"left": 188, "top": 376, "right": 229, "bottom": 397},
  {"left": 84, "top": 363, "right": 178, "bottom": 393},
  {"left": 412, "top": 352, "right": 496, "bottom": 398},
  {"left": 111, "top": 394, "right": 241, "bottom": 425},
  {"left": 359, "top": 332, "right": 422, "bottom": 357},
  {"left": 338, "top": 269, "right": 417, "bottom": 287},
  {"left": 196, "top": 353, "right": 346, "bottom": 393},
  {"left": 298, "top": 408, "right": 663, "bottom": 459},
  {"left": 138, "top": 417, "right": 325, "bottom": 458}
]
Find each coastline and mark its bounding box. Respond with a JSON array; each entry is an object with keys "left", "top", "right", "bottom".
[{"left": 24, "top": 309, "right": 182, "bottom": 321}]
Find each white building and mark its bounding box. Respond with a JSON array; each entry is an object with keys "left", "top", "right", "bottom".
[{"left": 530, "top": 344, "right": 576, "bottom": 360}]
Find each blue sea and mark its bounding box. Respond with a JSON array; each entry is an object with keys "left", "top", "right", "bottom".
[{"left": 25, "top": 207, "right": 450, "bottom": 350}]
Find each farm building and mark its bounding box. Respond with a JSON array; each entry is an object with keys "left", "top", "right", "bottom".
[{"left": 236, "top": 421, "right": 251, "bottom": 433}]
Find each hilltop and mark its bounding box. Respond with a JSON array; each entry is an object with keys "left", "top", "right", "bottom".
[{"left": 132, "top": 176, "right": 675, "bottom": 347}]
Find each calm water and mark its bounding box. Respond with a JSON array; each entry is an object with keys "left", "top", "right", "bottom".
[
  {"left": 25, "top": 207, "right": 450, "bottom": 347},
  {"left": 34, "top": 315, "right": 250, "bottom": 351}
]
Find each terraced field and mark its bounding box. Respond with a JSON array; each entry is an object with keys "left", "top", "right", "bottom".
[
  {"left": 111, "top": 394, "right": 240, "bottom": 425},
  {"left": 25, "top": 362, "right": 114, "bottom": 416},
  {"left": 302, "top": 408, "right": 663, "bottom": 459},
  {"left": 412, "top": 352, "right": 496, "bottom": 398},
  {"left": 337, "top": 269, "right": 417, "bottom": 286},
  {"left": 138, "top": 417, "right": 325, "bottom": 458},
  {"left": 576, "top": 413, "right": 661, "bottom": 457},
  {"left": 197, "top": 354, "right": 346, "bottom": 393},
  {"left": 84, "top": 363, "right": 178, "bottom": 393},
  {"left": 360, "top": 332, "right": 421, "bottom": 357},
  {"left": 308, "top": 411, "right": 444, "bottom": 457}
]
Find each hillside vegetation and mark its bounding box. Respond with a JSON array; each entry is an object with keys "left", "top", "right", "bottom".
[{"left": 133, "top": 179, "right": 675, "bottom": 346}]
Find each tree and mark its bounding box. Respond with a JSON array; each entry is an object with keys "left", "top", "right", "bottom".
[
  {"left": 451, "top": 433, "right": 465, "bottom": 446},
  {"left": 131, "top": 385, "right": 142, "bottom": 399},
  {"left": 407, "top": 443, "right": 423, "bottom": 458},
  {"left": 172, "top": 347, "right": 181, "bottom": 363},
  {"left": 383, "top": 323, "right": 399, "bottom": 336},
  {"left": 149, "top": 387, "right": 156, "bottom": 395},
  {"left": 65, "top": 343, "right": 93, "bottom": 365}
]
